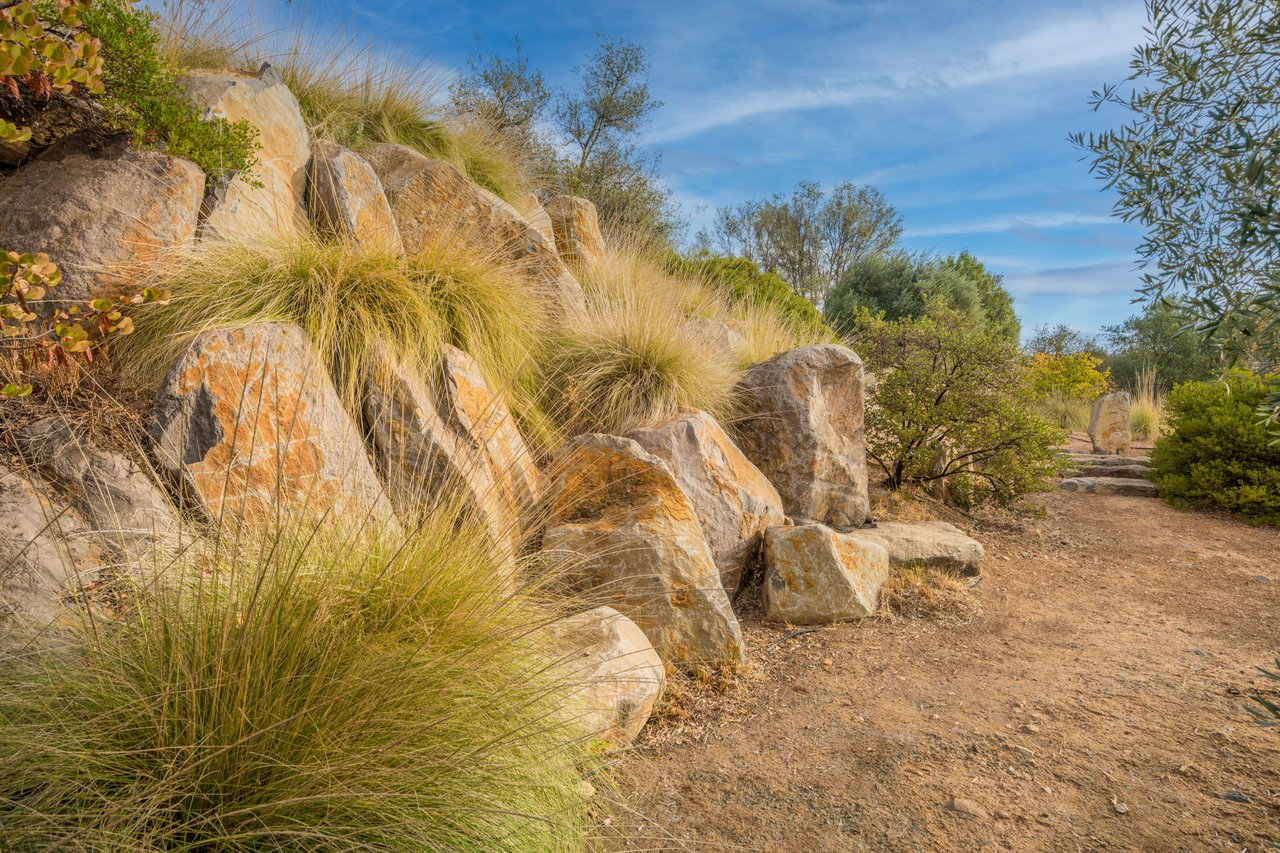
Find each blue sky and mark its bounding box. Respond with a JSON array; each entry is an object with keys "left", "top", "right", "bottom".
[{"left": 301, "top": 0, "right": 1152, "bottom": 339}]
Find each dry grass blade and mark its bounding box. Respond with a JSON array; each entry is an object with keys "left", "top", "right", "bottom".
[{"left": 879, "top": 565, "right": 980, "bottom": 623}]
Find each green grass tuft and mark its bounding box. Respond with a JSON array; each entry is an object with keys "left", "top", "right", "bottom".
[{"left": 1034, "top": 389, "right": 1092, "bottom": 432}]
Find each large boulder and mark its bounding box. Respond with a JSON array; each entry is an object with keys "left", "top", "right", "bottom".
[
  {"left": 308, "top": 140, "right": 403, "bottom": 254},
  {"left": 364, "top": 144, "right": 586, "bottom": 317},
  {"left": 364, "top": 345, "right": 537, "bottom": 552},
  {"left": 0, "top": 131, "right": 204, "bottom": 306},
  {"left": 15, "top": 417, "right": 179, "bottom": 552},
  {"left": 627, "top": 411, "right": 784, "bottom": 594},
  {"left": 179, "top": 64, "right": 310, "bottom": 240},
  {"left": 150, "top": 322, "right": 394, "bottom": 530},
  {"left": 545, "top": 194, "right": 606, "bottom": 267},
  {"left": 1089, "top": 392, "right": 1132, "bottom": 456},
  {"left": 539, "top": 434, "right": 744, "bottom": 667},
  {"left": 732, "top": 344, "right": 871, "bottom": 529},
  {"left": 540, "top": 605, "right": 665, "bottom": 747},
  {"left": 843, "top": 520, "right": 984, "bottom": 577},
  {"left": 518, "top": 190, "right": 556, "bottom": 244},
  {"left": 0, "top": 470, "right": 106, "bottom": 628},
  {"left": 763, "top": 524, "right": 890, "bottom": 625}
]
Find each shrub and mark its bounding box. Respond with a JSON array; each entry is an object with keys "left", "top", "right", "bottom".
[
  {"left": 1026, "top": 351, "right": 1112, "bottom": 401},
  {"left": 669, "top": 253, "right": 832, "bottom": 339},
  {"left": 0, "top": 504, "right": 601, "bottom": 849},
  {"left": 115, "top": 235, "right": 545, "bottom": 416},
  {"left": 81, "top": 0, "right": 258, "bottom": 178},
  {"left": 1149, "top": 372, "right": 1280, "bottom": 525},
  {"left": 849, "top": 308, "right": 1065, "bottom": 507}
]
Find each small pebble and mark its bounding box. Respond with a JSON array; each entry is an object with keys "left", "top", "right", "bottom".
[{"left": 1216, "top": 791, "right": 1251, "bottom": 804}]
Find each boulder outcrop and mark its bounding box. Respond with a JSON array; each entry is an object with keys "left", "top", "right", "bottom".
[
  {"left": 308, "top": 139, "right": 403, "bottom": 254},
  {"left": 364, "top": 144, "right": 586, "bottom": 316},
  {"left": 540, "top": 605, "right": 665, "bottom": 746},
  {"left": 627, "top": 411, "right": 784, "bottom": 593},
  {"left": 843, "top": 520, "right": 984, "bottom": 576},
  {"left": 540, "top": 434, "right": 744, "bottom": 666},
  {"left": 545, "top": 194, "right": 606, "bottom": 267},
  {"left": 733, "top": 344, "right": 871, "bottom": 529},
  {"left": 179, "top": 64, "right": 310, "bottom": 240},
  {"left": 150, "top": 322, "right": 394, "bottom": 530},
  {"left": 0, "top": 131, "right": 204, "bottom": 306},
  {"left": 763, "top": 523, "right": 890, "bottom": 624},
  {"left": 1089, "top": 392, "right": 1132, "bottom": 456}
]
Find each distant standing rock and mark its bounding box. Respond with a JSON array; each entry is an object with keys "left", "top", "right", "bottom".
[
  {"left": 733, "top": 344, "right": 871, "bottom": 529},
  {"left": 763, "top": 523, "right": 890, "bottom": 625},
  {"left": 180, "top": 64, "right": 310, "bottom": 240},
  {"left": 628, "top": 411, "right": 785, "bottom": 594},
  {"left": 0, "top": 130, "right": 204, "bottom": 307},
  {"left": 1088, "top": 392, "right": 1132, "bottom": 456},
  {"left": 150, "top": 322, "right": 395, "bottom": 531},
  {"left": 539, "top": 605, "right": 665, "bottom": 747},
  {"left": 540, "top": 434, "right": 744, "bottom": 667}
]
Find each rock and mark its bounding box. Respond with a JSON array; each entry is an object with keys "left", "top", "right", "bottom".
[
  {"left": 545, "top": 194, "right": 606, "bottom": 267},
  {"left": 518, "top": 191, "right": 556, "bottom": 244},
  {"left": 843, "top": 520, "right": 984, "bottom": 576},
  {"left": 950, "top": 797, "right": 989, "bottom": 820},
  {"left": 540, "top": 434, "right": 744, "bottom": 666},
  {"left": 365, "top": 144, "right": 586, "bottom": 317},
  {"left": 1072, "top": 463, "right": 1150, "bottom": 480},
  {"left": 0, "top": 470, "right": 106, "bottom": 627},
  {"left": 733, "top": 344, "right": 870, "bottom": 529},
  {"left": 679, "top": 318, "right": 746, "bottom": 362},
  {"left": 627, "top": 411, "right": 784, "bottom": 594},
  {"left": 0, "top": 131, "right": 204, "bottom": 306},
  {"left": 150, "top": 322, "right": 394, "bottom": 530},
  {"left": 307, "top": 140, "right": 403, "bottom": 254},
  {"left": 364, "top": 345, "right": 537, "bottom": 552},
  {"left": 1059, "top": 476, "right": 1157, "bottom": 497},
  {"left": 540, "top": 605, "right": 665, "bottom": 746},
  {"left": 762, "top": 524, "right": 890, "bottom": 625},
  {"left": 1089, "top": 392, "right": 1132, "bottom": 455},
  {"left": 0, "top": 87, "right": 102, "bottom": 166},
  {"left": 179, "top": 64, "right": 310, "bottom": 240},
  {"left": 1065, "top": 453, "right": 1148, "bottom": 467},
  {"left": 14, "top": 417, "right": 179, "bottom": 551}
]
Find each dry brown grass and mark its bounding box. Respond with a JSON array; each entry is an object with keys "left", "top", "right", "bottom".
[{"left": 879, "top": 565, "right": 980, "bottom": 623}]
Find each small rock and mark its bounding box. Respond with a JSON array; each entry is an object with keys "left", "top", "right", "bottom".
[
  {"left": 950, "top": 797, "right": 988, "bottom": 820},
  {"left": 1250, "top": 575, "right": 1271, "bottom": 583},
  {"left": 1019, "top": 723, "right": 1040, "bottom": 734},
  {"left": 1216, "top": 791, "right": 1251, "bottom": 804},
  {"left": 1112, "top": 798, "right": 1129, "bottom": 815}
]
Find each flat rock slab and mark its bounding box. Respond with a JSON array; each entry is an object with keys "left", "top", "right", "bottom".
[
  {"left": 1065, "top": 454, "right": 1150, "bottom": 467},
  {"left": 842, "top": 520, "right": 984, "bottom": 576},
  {"left": 1071, "top": 464, "right": 1151, "bottom": 480},
  {"left": 1059, "top": 476, "right": 1157, "bottom": 497}
]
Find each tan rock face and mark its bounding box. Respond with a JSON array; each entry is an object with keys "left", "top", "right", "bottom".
[
  {"left": 628, "top": 411, "right": 784, "bottom": 594},
  {"left": 1089, "top": 392, "right": 1132, "bottom": 455},
  {"left": 180, "top": 65, "right": 310, "bottom": 240},
  {"left": 843, "top": 520, "right": 984, "bottom": 577},
  {"left": 308, "top": 140, "right": 403, "bottom": 254},
  {"left": 540, "top": 605, "right": 665, "bottom": 746},
  {"left": 545, "top": 194, "right": 606, "bottom": 267},
  {"left": 763, "top": 524, "right": 889, "bottom": 625},
  {"left": 364, "top": 144, "right": 586, "bottom": 317},
  {"left": 733, "top": 344, "right": 871, "bottom": 529},
  {"left": 150, "top": 323, "right": 393, "bottom": 530},
  {"left": 0, "top": 131, "right": 204, "bottom": 306},
  {"left": 540, "top": 434, "right": 744, "bottom": 667},
  {"left": 364, "top": 345, "right": 537, "bottom": 552},
  {"left": 518, "top": 190, "right": 556, "bottom": 244}
]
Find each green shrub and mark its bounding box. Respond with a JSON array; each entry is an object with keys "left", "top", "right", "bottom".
[
  {"left": 0, "top": 507, "right": 600, "bottom": 849},
  {"left": 1149, "top": 372, "right": 1280, "bottom": 525},
  {"left": 80, "top": 0, "right": 258, "bottom": 178},
  {"left": 849, "top": 307, "right": 1065, "bottom": 507},
  {"left": 669, "top": 254, "right": 832, "bottom": 339}
]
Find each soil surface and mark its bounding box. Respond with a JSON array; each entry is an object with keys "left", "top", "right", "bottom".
[{"left": 617, "top": 459, "right": 1280, "bottom": 851}]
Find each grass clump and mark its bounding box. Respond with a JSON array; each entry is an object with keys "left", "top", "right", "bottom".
[
  {"left": 0, "top": 505, "right": 601, "bottom": 850},
  {"left": 879, "top": 565, "right": 979, "bottom": 623},
  {"left": 1129, "top": 366, "right": 1165, "bottom": 442},
  {"left": 115, "top": 235, "right": 545, "bottom": 416},
  {"left": 1034, "top": 389, "right": 1092, "bottom": 431}
]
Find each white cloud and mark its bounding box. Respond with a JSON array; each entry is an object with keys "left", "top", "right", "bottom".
[
  {"left": 1001, "top": 260, "right": 1139, "bottom": 297},
  {"left": 903, "top": 212, "right": 1118, "bottom": 238}
]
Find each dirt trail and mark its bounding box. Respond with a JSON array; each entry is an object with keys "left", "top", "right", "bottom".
[{"left": 617, "top": 487, "right": 1280, "bottom": 851}]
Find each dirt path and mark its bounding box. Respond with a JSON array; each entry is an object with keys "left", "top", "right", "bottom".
[{"left": 617, "top": 488, "right": 1280, "bottom": 851}]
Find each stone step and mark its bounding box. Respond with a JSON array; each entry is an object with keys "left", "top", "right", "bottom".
[
  {"left": 1059, "top": 476, "right": 1158, "bottom": 497},
  {"left": 1070, "top": 464, "right": 1151, "bottom": 480},
  {"left": 1062, "top": 453, "right": 1150, "bottom": 467}
]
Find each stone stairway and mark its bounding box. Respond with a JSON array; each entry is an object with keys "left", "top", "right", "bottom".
[{"left": 1058, "top": 452, "right": 1158, "bottom": 497}]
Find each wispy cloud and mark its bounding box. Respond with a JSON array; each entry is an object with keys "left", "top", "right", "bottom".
[
  {"left": 903, "top": 212, "right": 1118, "bottom": 238},
  {"left": 1001, "top": 260, "right": 1140, "bottom": 297}
]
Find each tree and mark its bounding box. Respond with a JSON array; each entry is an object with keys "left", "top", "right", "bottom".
[
  {"left": 1072, "top": 0, "right": 1280, "bottom": 424},
  {"left": 825, "top": 251, "right": 1019, "bottom": 341},
  {"left": 710, "top": 181, "right": 901, "bottom": 305},
  {"left": 1102, "top": 301, "right": 1223, "bottom": 389},
  {"left": 448, "top": 37, "right": 549, "bottom": 153},
  {"left": 849, "top": 308, "right": 1064, "bottom": 506},
  {"left": 1026, "top": 324, "right": 1103, "bottom": 358}
]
